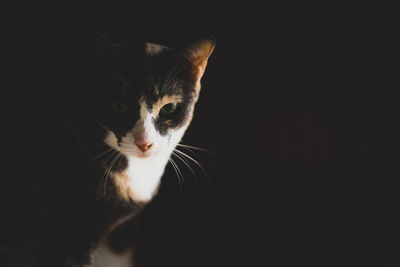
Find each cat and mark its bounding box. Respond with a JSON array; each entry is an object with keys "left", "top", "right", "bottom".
[{"left": 26, "top": 29, "right": 215, "bottom": 267}]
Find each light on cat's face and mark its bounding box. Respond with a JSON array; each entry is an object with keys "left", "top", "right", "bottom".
[
  {"left": 88, "top": 36, "right": 215, "bottom": 160},
  {"left": 104, "top": 96, "right": 190, "bottom": 159}
]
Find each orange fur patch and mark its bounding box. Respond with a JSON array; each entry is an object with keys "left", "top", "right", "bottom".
[
  {"left": 151, "top": 95, "right": 183, "bottom": 116},
  {"left": 112, "top": 171, "right": 132, "bottom": 202}
]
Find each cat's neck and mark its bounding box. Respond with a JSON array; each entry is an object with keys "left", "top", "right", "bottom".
[{"left": 111, "top": 151, "right": 171, "bottom": 203}]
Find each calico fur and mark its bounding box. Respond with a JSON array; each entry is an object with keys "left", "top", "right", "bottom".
[{"left": 31, "top": 31, "right": 215, "bottom": 267}]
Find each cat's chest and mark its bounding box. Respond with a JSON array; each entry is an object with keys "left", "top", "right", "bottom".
[{"left": 112, "top": 154, "right": 170, "bottom": 203}]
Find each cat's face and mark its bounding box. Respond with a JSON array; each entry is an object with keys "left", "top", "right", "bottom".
[{"left": 87, "top": 34, "right": 214, "bottom": 202}]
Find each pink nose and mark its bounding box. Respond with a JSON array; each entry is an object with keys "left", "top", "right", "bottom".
[{"left": 135, "top": 141, "right": 153, "bottom": 152}]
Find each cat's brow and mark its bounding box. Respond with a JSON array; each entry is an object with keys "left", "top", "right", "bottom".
[{"left": 160, "top": 64, "right": 179, "bottom": 94}]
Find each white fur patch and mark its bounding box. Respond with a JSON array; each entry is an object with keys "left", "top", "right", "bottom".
[
  {"left": 104, "top": 101, "right": 188, "bottom": 203},
  {"left": 92, "top": 239, "right": 133, "bottom": 267},
  {"left": 112, "top": 153, "right": 170, "bottom": 202}
]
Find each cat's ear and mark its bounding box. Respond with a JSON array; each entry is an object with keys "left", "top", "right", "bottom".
[
  {"left": 85, "top": 28, "right": 118, "bottom": 63},
  {"left": 181, "top": 36, "right": 216, "bottom": 90},
  {"left": 145, "top": 42, "right": 170, "bottom": 56}
]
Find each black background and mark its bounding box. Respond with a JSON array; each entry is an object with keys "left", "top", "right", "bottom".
[{"left": 3, "top": 5, "right": 400, "bottom": 267}]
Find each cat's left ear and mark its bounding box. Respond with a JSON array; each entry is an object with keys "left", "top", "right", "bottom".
[{"left": 181, "top": 36, "right": 216, "bottom": 91}]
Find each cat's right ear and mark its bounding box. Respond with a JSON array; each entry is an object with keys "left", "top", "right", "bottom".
[
  {"left": 179, "top": 36, "right": 216, "bottom": 90},
  {"left": 85, "top": 28, "right": 118, "bottom": 63}
]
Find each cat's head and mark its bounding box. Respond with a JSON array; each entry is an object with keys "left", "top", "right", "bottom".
[
  {"left": 86, "top": 31, "right": 215, "bottom": 202},
  {"left": 87, "top": 32, "right": 214, "bottom": 159}
]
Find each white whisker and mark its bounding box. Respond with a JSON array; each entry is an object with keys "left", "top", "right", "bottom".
[
  {"left": 169, "top": 158, "right": 184, "bottom": 193},
  {"left": 172, "top": 150, "right": 200, "bottom": 189},
  {"left": 177, "top": 143, "right": 213, "bottom": 154},
  {"left": 160, "top": 62, "right": 180, "bottom": 94},
  {"left": 103, "top": 152, "right": 122, "bottom": 197},
  {"left": 96, "top": 150, "right": 119, "bottom": 198},
  {"left": 83, "top": 147, "right": 114, "bottom": 168},
  {"left": 86, "top": 143, "right": 110, "bottom": 150},
  {"left": 173, "top": 148, "right": 212, "bottom": 185}
]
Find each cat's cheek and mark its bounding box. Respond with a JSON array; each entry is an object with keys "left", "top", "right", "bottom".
[{"left": 168, "top": 127, "right": 188, "bottom": 149}]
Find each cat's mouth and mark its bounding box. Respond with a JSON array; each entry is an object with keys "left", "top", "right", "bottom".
[
  {"left": 121, "top": 146, "right": 160, "bottom": 159},
  {"left": 134, "top": 151, "right": 154, "bottom": 158}
]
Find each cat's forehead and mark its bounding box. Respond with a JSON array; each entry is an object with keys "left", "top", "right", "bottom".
[
  {"left": 111, "top": 61, "right": 183, "bottom": 94},
  {"left": 140, "top": 77, "right": 191, "bottom": 117},
  {"left": 97, "top": 41, "right": 201, "bottom": 114},
  {"left": 116, "top": 58, "right": 193, "bottom": 107}
]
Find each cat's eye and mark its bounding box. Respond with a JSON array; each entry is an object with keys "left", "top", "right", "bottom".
[
  {"left": 160, "top": 103, "right": 178, "bottom": 116},
  {"left": 112, "top": 101, "right": 129, "bottom": 113}
]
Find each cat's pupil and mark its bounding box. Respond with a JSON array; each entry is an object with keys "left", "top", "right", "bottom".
[{"left": 160, "top": 103, "right": 178, "bottom": 116}]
